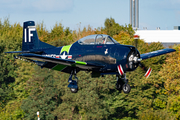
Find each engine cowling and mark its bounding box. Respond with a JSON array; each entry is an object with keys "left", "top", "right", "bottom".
[{"left": 127, "top": 47, "right": 140, "bottom": 71}]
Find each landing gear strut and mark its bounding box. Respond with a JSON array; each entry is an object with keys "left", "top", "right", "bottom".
[
  {"left": 116, "top": 73, "right": 131, "bottom": 93},
  {"left": 68, "top": 70, "right": 78, "bottom": 93}
]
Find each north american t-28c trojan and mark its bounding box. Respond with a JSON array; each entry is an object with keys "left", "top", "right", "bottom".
[{"left": 6, "top": 21, "right": 176, "bottom": 93}]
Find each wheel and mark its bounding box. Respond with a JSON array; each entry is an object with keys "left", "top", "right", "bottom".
[
  {"left": 122, "top": 84, "right": 131, "bottom": 93},
  {"left": 116, "top": 79, "right": 124, "bottom": 90},
  {"left": 116, "top": 83, "right": 122, "bottom": 90},
  {"left": 70, "top": 87, "right": 78, "bottom": 93}
]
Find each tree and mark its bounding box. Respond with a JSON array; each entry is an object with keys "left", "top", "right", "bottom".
[
  {"left": 104, "top": 17, "right": 134, "bottom": 37},
  {"left": 158, "top": 45, "right": 180, "bottom": 118},
  {"left": 0, "top": 17, "right": 178, "bottom": 120},
  {"left": 21, "top": 67, "right": 62, "bottom": 119}
]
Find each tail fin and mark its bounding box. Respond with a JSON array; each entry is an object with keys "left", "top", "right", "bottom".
[{"left": 22, "top": 21, "right": 55, "bottom": 51}]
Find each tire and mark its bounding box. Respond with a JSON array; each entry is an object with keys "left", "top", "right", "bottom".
[
  {"left": 70, "top": 87, "right": 78, "bottom": 93},
  {"left": 122, "top": 84, "right": 131, "bottom": 93},
  {"left": 116, "top": 79, "right": 124, "bottom": 90}
]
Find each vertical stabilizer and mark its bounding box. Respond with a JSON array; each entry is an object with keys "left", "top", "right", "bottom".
[{"left": 22, "top": 21, "right": 55, "bottom": 51}]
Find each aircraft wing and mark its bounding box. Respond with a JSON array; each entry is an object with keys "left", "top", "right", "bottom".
[
  {"left": 17, "top": 53, "right": 104, "bottom": 70},
  {"left": 140, "top": 48, "right": 176, "bottom": 60}
]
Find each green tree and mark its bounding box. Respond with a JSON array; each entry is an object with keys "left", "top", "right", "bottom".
[
  {"left": 0, "top": 17, "right": 178, "bottom": 120},
  {"left": 104, "top": 17, "right": 134, "bottom": 37}
]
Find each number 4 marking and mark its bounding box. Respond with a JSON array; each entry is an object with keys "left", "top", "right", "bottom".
[{"left": 24, "top": 28, "right": 35, "bottom": 42}]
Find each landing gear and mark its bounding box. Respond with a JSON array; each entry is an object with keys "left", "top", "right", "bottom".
[
  {"left": 116, "top": 77, "right": 124, "bottom": 90},
  {"left": 70, "top": 87, "right": 78, "bottom": 93},
  {"left": 116, "top": 74, "right": 131, "bottom": 93},
  {"left": 68, "top": 70, "right": 79, "bottom": 93},
  {"left": 69, "top": 80, "right": 78, "bottom": 93},
  {"left": 122, "top": 84, "right": 131, "bottom": 93}
]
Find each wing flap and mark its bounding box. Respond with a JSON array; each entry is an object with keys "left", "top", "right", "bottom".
[{"left": 140, "top": 48, "right": 176, "bottom": 60}]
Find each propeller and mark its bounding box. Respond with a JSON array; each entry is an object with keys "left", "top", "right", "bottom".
[
  {"left": 128, "top": 48, "right": 152, "bottom": 78},
  {"left": 128, "top": 35, "right": 152, "bottom": 78},
  {"left": 117, "top": 35, "right": 152, "bottom": 78}
]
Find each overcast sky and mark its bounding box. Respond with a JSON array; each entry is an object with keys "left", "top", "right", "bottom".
[{"left": 1, "top": 0, "right": 180, "bottom": 30}]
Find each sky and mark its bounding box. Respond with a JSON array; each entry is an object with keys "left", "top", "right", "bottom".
[{"left": 1, "top": 0, "right": 180, "bottom": 31}]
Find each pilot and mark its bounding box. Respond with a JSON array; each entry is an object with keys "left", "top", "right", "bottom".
[{"left": 102, "top": 38, "right": 106, "bottom": 44}]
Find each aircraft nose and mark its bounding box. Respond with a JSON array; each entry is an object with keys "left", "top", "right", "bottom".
[{"left": 127, "top": 47, "right": 140, "bottom": 70}]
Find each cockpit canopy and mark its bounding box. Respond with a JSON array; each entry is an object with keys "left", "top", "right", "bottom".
[{"left": 78, "top": 34, "right": 119, "bottom": 45}]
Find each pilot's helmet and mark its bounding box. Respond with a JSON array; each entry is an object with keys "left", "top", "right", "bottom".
[
  {"left": 102, "top": 38, "right": 105, "bottom": 44},
  {"left": 102, "top": 38, "right": 105, "bottom": 42}
]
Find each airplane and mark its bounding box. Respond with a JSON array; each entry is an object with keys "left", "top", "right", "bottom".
[{"left": 6, "top": 21, "right": 176, "bottom": 93}]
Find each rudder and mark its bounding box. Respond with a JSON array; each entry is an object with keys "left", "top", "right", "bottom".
[{"left": 22, "top": 21, "right": 54, "bottom": 51}]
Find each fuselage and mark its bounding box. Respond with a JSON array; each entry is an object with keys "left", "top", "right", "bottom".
[{"left": 43, "top": 41, "right": 140, "bottom": 74}]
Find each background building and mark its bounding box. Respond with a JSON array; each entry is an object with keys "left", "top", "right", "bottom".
[
  {"left": 130, "top": 0, "right": 180, "bottom": 48},
  {"left": 135, "top": 29, "right": 180, "bottom": 48}
]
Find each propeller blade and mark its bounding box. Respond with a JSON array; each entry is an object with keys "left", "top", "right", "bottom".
[
  {"left": 139, "top": 62, "right": 152, "bottom": 78},
  {"left": 117, "top": 64, "right": 124, "bottom": 76},
  {"left": 144, "top": 68, "right": 152, "bottom": 78}
]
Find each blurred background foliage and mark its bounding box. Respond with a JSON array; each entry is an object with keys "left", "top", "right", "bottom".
[{"left": 0, "top": 17, "right": 179, "bottom": 120}]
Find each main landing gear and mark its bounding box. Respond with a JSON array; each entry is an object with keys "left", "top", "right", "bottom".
[
  {"left": 67, "top": 70, "right": 131, "bottom": 94},
  {"left": 116, "top": 73, "right": 131, "bottom": 93},
  {"left": 68, "top": 70, "right": 79, "bottom": 93}
]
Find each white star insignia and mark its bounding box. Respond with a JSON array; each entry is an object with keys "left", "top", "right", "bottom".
[{"left": 61, "top": 52, "right": 67, "bottom": 59}]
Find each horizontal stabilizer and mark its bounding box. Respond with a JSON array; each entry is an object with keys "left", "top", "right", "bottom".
[
  {"left": 5, "top": 48, "right": 52, "bottom": 54},
  {"left": 5, "top": 50, "right": 43, "bottom": 54},
  {"left": 5, "top": 51, "right": 30, "bottom": 53}
]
